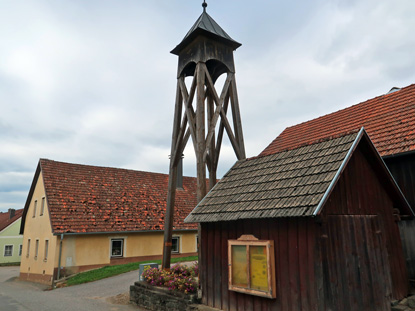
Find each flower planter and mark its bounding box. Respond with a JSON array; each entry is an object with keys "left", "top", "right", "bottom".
[{"left": 130, "top": 281, "right": 201, "bottom": 311}]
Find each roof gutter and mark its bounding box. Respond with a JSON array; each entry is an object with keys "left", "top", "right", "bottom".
[
  {"left": 52, "top": 228, "right": 197, "bottom": 236},
  {"left": 382, "top": 149, "right": 415, "bottom": 160},
  {"left": 313, "top": 127, "right": 365, "bottom": 216}
]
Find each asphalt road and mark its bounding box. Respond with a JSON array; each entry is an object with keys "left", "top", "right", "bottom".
[{"left": 0, "top": 266, "right": 147, "bottom": 311}]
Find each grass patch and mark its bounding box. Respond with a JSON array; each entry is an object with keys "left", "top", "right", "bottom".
[
  {"left": 0, "top": 262, "right": 20, "bottom": 267},
  {"left": 65, "top": 256, "right": 198, "bottom": 287}
]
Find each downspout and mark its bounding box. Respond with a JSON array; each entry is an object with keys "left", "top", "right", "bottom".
[{"left": 57, "top": 234, "right": 64, "bottom": 281}]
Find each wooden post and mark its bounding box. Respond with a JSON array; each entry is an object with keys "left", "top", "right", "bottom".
[
  {"left": 162, "top": 81, "right": 182, "bottom": 270},
  {"left": 196, "top": 62, "right": 207, "bottom": 202},
  {"left": 230, "top": 78, "right": 246, "bottom": 159},
  {"left": 207, "top": 89, "right": 217, "bottom": 190}
]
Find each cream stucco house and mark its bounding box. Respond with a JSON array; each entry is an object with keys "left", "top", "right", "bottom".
[
  {"left": 0, "top": 209, "right": 23, "bottom": 264},
  {"left": 20, "top": 159, "right": 198, "bottom": 285}
]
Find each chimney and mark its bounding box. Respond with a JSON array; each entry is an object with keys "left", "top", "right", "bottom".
[
  {"left": 176, "top": 155, "right": 184, "bottom": 189},
  {"left": 8, "top": 208, "right": 15, "bottom": 219}
]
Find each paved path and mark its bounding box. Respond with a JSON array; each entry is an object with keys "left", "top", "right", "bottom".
[{"left": 0, "top": 266, "right": 147, "bottom": 311}]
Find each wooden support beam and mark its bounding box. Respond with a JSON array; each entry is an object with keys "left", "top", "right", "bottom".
[
  {"left": 161, "top": 163, "right": 177, "bottom": 270},
  {"left": 203, "top": 70, "right": 233, "bottom": 162},
  {"left": 178, "top": 76, "right": 198, "bottom": 155},
  {"left": 214, "top": 94, "right": 230, "bottom": 171},
  {"left": 162, "top": 81, "right": 183, "bottom": 270},
  {"left": 196, "top": 62, "right": 207, "bottom": 202},
  {"left": 229, "top": 78, "right": 246, "bottom": 159},
  {"left": 219, "top": 106, "right": 243, "bottom": 160},
  {"left": 172, "top": 127, "right": 190, "bottom": 168},
  {"left": 207, "top": 91, "right": 217, "bottom": 190},
  {"left": 171, "top": 114, "right": 188, "bottom": 167}
]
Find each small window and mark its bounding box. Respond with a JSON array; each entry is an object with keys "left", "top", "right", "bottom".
[
  {"left": 172, "top": 236, "right": 180, "bottom": 253},
  {"left": 35, "top": 239, "right": 39, "bottom": 259},
  {"left": 228, "top": 235, "right": 276, "bottom": 299},
  {"left": 44, "top": 240, "right": 49, "bottom": 261},
  {"left": 4, "top": 245, "right": 13, "bottom": 257},
  {"left": 33, "top": 200, "right": 37, "bottom": 217},
  {"left": 40, "top": 197, "right": 45, "bottom": 216},
  {"left": 195, "top": 235, "right": 199, "bottom": 252},
  {"left": 26, "top": 239, "right": 31, "bottom": 257},
  {"left": 111, "top": 239, "right": 124, "bottom": 257},
  {"left": 19, "top": 244, "right": 22, "bottom": 256}
]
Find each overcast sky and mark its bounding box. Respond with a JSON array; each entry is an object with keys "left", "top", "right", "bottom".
[{"left": 1, "top": 0, "right": 415, "bottom": 213}]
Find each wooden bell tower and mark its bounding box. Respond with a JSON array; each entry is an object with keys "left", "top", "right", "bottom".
[{"left": 162, "top": 2, "right": 246, "bottom": 269}]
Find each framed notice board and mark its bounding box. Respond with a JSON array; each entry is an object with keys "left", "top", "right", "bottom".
[{"left": 228, "top": 235, "right": 276, "bottom": 298}]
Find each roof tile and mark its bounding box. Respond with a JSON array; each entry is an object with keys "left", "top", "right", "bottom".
[
  {"left": 0, "top": 209, "right": 23, "bottom": 232},
  {"left": 39, "top": 159, "right": 198, "bottom": 234},
  {"left": 260, "top": 84, "right": 415, "bottom": 156}
]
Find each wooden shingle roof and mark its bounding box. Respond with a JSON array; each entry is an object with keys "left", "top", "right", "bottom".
[
  {"left": 185, "top": 129, "right": 413, "bottom": 223},
  {"left": 186, "top": 131, "right": 359, "bottom": 222},
  {"left": 260, "top": 84, "right": 415, "bottom": 157},
  {"left": 21, "top": 159, "right": 198, "bottom": 234},
  {"left": 171, "top": 10, "right": 241, "bottom": 55}
]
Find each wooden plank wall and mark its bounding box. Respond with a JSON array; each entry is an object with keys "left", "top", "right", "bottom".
[
  {"left": 201, "top": 216, "right": 393, "bottom": 311},
  {"left": 323, "top": 147, "right": 408, "bottom": 299},
  {"left": 320, "top": 215, "right": 391, "bottom": 311},
  {"left": 398, "top": 220, "right": 415, "bottom": 279},
  {"left": 201, "top": 218, "right": 321, "bottom": 311},
  {"left": 385, "top": 154, "right": 415, "bottom": 279}
]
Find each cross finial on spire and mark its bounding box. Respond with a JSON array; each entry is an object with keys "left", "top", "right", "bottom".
[{"left": 202, "top": 1, "right": 207, "bottom": 12}]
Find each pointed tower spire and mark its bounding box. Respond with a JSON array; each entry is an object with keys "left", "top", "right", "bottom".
[{"left": 162, "top": 4, "right": 246, "bottom": 270}]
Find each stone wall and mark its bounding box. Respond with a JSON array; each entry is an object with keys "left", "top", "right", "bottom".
[{"left": 130, "top": 281, "right": 202, "bottom": 311}]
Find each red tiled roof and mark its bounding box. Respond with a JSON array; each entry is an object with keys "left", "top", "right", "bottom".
[
  {"left": 37, "top": 159, "right": 197, "bottom": 234},
  {"left": 260, "top": 84, "right": 415, "bottom": 157},
  {"left": 0, "top": 209, "right": 23, "bottom": 232}
]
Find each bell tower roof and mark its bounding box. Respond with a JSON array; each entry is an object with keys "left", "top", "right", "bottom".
[{"left": 171, "top": 9, "right": 241, "bottom": 55}]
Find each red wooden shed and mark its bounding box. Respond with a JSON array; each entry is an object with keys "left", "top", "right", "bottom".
[{"left": 185, "top": 128, "right": 414, "bottom": 311}]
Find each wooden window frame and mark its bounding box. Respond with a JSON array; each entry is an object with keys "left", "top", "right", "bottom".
[
  {"left": 111, "top": 238, "right": 124, "bottom": 257},
  {"left": 4, "top": 245, "right": 13, "bottom": 257},
  {"left": 228, "top": 235, "right": 276, "bottom": 299},
  {"left": 171, "top": 236, "right": 180, "bottom": 253}
]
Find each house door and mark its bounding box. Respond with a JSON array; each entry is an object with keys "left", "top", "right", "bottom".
[{"left": 320, "top": 215, "right": 392, "bottom": 311}]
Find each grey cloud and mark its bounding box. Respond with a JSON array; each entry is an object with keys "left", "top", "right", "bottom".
[{"left": 1, "top": 1, "right": 415, "bottom": 211}]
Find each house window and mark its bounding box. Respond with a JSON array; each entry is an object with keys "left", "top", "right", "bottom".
[
  {"left": 44, "top": 240, "right": 49, "bottom": 261},
  {"left": 172, "top": 236, "right": 180, "bottom": 253},
  {"left": 228, "top": 235, "right": 276, "bottom": 299},
  {"left": 35, "top": 239, "right": 39, "bottom": 259},
  {"left": 40, "top": 197, "right": 45, "bottom": 216},
  {"left": 26, "top": 239, "right": 31, "bottom": 257},
  {"left": 33, "top": 200, "right": 37, "bottom": 217},
  {"left": 19, "top": 244, "right": 22, "bottom": 256},
  {"left": 111, "top": 239, "right": 124, "bottom": 257},
  {"left": 195, "top": 235, "right": 199, "bottom": 252},
  {"left": 4, "top": 245, "right": 13, "bottom": 257}
]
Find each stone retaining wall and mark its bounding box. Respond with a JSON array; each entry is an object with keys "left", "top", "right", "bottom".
[{"left": 130, "top": 281, "right": 204, "bottom": 311}]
